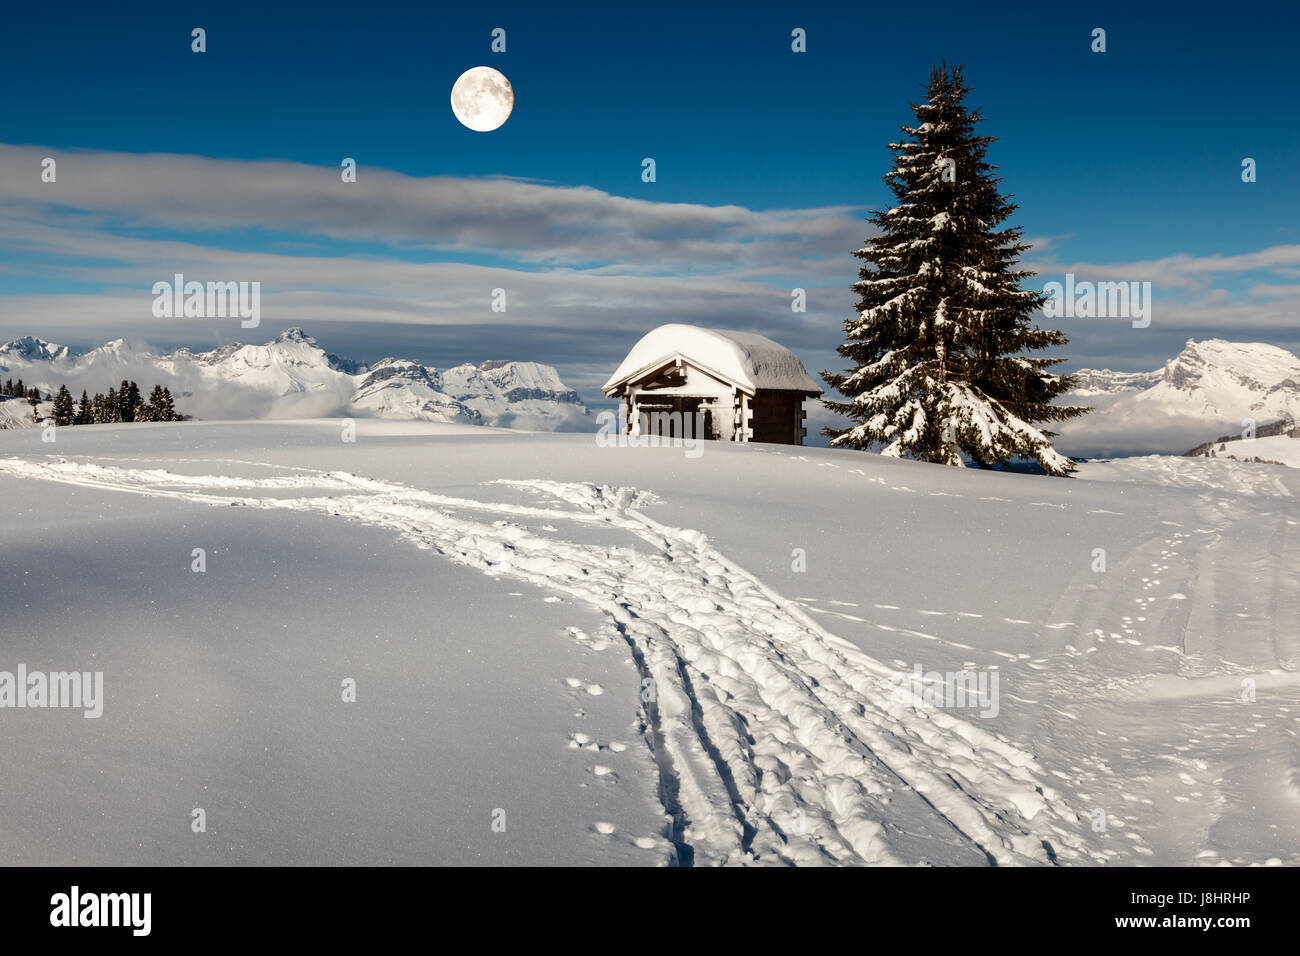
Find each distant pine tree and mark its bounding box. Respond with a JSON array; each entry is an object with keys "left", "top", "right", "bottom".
[
  {"left": 116, "top": 380, "right": 143, "bottom": 423},
  {"left": 75, "top": 390, "right": 91, "bottom": 425},
  {"left": 822, "top": 63, "right": 1088, "bottom": 475},
  {"left": 105, "top": 387, "right": 121, "bottom": 423},
  {"left": 91, "top": 393, "right": 111, "bottom": 424},
  {"left": 51, "top": 385, "right": 75, "bottom": 426},
  {"left": 144, "top": 384, "right": 168, "bottom": 422},
  {"left": 160, "top": 387, "right": 178, "bottom": 421}
]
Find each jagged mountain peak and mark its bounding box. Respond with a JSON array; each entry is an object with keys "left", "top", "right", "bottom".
[
  {"left": 1159, "top": 338, "right": 1300, "bottom": 393},
  {"left": 80, "top": 338, "right": 156, "bottom": 364},
  {"left": 1063, "top": 367, "right": 1160, "bottom": 396},
  {"left": 358, "top": 357, "right": 439, "bottom": 389},
  {"left": 0, "top": 335, "right": 72, "bottom": 363},
  {"left": 272, "top": 327, "right": 316, "bottom": 346}
]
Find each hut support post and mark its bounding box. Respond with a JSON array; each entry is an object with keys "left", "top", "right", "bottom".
[{"left": 733, "top": 391, "right": 752, "bottom": 442}]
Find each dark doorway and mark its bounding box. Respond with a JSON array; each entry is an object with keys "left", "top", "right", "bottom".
[{"left": 638, "top": 397, "right": 714, "bottom": 440}]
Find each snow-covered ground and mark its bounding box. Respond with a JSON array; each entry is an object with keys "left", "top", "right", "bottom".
[
  {"left": 2, "top": 421, "right": 1297, "bottom": 866},
  {"left": 1191, "top": 435, "right": 1300, "bottom": 470},
  {"left": 0, "top": 397, "right": 38, "bottom": 430}
]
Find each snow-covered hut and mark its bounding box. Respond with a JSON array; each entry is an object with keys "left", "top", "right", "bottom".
[{"left": 602, "top": 324, "right": 823, "bottom": 445}]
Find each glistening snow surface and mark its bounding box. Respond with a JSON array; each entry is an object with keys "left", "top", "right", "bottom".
[{"left": 1, "top": 422, "right": 1297, "bottom": 865}]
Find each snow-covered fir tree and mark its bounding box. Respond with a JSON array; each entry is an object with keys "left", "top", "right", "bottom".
[
  {"left": 117, "top": 380, "right": 142, "bottom": 423},
  {"left": 822, "top": 64, "right": 1087, "bottom": 475},
  {"left": 51, "top": 385, "right": 75, "bottom": 426},
  {"left": 144, "top": 384, "right": 170, "bottom": 422}
]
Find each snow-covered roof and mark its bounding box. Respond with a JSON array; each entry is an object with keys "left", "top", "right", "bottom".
[{"left": 603, "top": 324, "right": 823, "bottom": 396}]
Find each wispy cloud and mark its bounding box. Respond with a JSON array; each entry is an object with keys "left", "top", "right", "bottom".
[
  {"left": 1027, "top": 246, "right": 1300, "bottom": 296},
  {"left": 0, "top": 144, "right": 865, "bottom": 276}
]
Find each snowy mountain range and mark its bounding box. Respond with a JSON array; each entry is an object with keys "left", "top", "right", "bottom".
[
  {"left": 8, "top": 330, "right": 1299, "bottom": 459},
  {"left": 0, "top": 328, "right": 589, "bottom": 430},
  {"left": 1055, "top": 338, "right": 1300, "bottom": 457}
]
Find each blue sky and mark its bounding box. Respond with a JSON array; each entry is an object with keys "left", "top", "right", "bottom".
[{"left": 2, "top": 0, "right": 1298, "bottom": 408}]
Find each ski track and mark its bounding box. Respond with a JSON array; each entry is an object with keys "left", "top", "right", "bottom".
[
  {"left": 1007, "top": 455, "right": 1300, "bottom": 865},
  {"left": 0, "top": 454, "right": 1093, "bottom": 867}
]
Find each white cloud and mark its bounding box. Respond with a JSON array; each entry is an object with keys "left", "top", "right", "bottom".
[{"left": 0, "top": 144, "right": 865, "bottom": 275}]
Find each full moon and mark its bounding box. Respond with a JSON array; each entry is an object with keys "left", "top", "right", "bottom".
[{"left": 450, "top": 66, "right": 514, "bottom": 132}]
